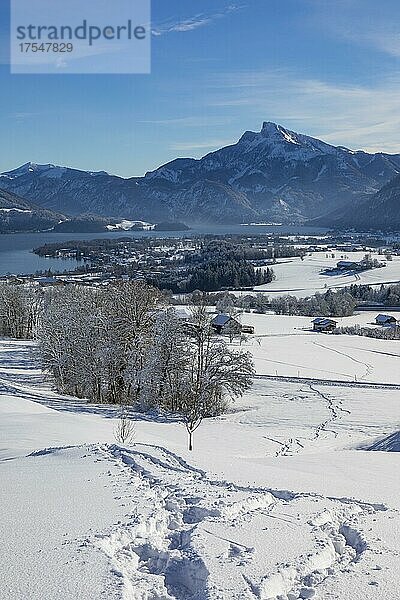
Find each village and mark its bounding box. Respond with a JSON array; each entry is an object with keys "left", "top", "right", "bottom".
[{"left": 1, "top": 232, "right": 399, "bottom": 292}]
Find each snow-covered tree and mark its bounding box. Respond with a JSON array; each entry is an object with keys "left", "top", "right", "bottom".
[
  {"left": 36, "top": 282, "right": 254, "bottom": 449},
  {"left": 138, "top": 302, "right": 254, "bottom": 450},
  {"left": 139, "top": 307, "right": 190, "bottom": 412},
  {"left": 0, "top": 283, "right": 43, "bottom": 339},
  {"left": 178, "top": 304, "right": 254, "bottom": 450},
  {"left": 38, "top": 282, "right": 162, "bottom": 404}
]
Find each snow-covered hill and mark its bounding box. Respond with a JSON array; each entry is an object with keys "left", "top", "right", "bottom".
[
  {"left": 255, "top": 250, "right": 400, "bottom": 298},
  {"left": 312, "top": 172, "right": 400, "bottom": 231},
  {"left": 1, "top": 323, "right": 400, "bottom": 599},
  {"left": 0, "top": 188, "right": 64, "bottom": 232},
  {"left": 2, "top": 123, "right": 400, "bottom": 225}
]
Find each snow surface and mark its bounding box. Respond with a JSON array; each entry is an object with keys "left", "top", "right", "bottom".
[
  {"left": 106, "top": 220, "right": 155, "bottom": 231},
  {"left": 254, "top": 251, "right": 400, "bottom": 298},
  {"left": 0, "top": 208, "right": 32, "bottom": 213},
  {"left": 236, "top": 311, "right": 400, "bottom": 384},
  {"left": 1, "top": 333, "right": 400, "bottom": 599}
]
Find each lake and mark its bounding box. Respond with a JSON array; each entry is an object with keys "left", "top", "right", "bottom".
[{"left": 0, "top": 224, "right": 327, "bottom": 276}]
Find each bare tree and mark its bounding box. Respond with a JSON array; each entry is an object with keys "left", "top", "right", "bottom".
[
  {"left": 179, "top": 304, "right": 254, "bottom": 451},
  {"left": 37, "top": 282, "right": 163, "bottom": 404},
  {"left": 0, "top": 283, "right": 43, "bottom": 339},
  {"left": 36, "top": 283, "right": 253, "bottom": 452},
  {"left": 114, "top": 404, "right": 136, "bottom": 445}
]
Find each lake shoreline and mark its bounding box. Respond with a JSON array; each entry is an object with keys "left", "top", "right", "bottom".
[{"left": 0, "top": 224, "right": 329, "bottom": 276}]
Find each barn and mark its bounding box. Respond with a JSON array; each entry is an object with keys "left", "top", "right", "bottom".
[
  {"left": 375, "top": 314, "right": 397, "bottom": 326},
  {"left": 211, "top": 314, "right": 242, "bottom": 335},
  {"left": 336, "top": 260, "right": 362, "bottom": 271},
  {"left": 312, "top": 317, "right": 337, "bottom": 332}
]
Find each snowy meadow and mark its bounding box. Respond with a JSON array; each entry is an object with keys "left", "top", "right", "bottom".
[{"left": 1, "top": 278, "right": 400, "bottom": 599}]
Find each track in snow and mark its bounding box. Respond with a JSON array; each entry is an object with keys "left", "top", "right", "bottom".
[
  {"left": 87, "top": 443, "right": 389, "bottom": 600},
  {"left": 264, "top": 383, "right": 352, "bottom": 457},
  {"left": 312, "top": 341, "right": 374, "bottom": 381},
  {"left": 253, "top": 374, "right": 400, "bottom": 390}
]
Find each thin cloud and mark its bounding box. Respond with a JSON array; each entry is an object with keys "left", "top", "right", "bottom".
[
  {"left": 11, "top": 112, "right": 40, "bottom": 120},
  {"left": 152, "top": 4, "right": 244, "bottom": 36},
  {"left": 306, "top": 0, "right": 400, "bottom": 58},
  {"left": 141, "top": 116, "right": 233, "bottom": 127},
  {"left": 10, "top": 111, "right": 59, "bottom": 122},
  {"left": 170, "top": 139, "right": 235, "bottom": 152},
  {"left": 341, "top": 29, "right": 400, "bottom": 58},
  {"left": 205, "top": 69, "right": 400, "bottom": 153}
]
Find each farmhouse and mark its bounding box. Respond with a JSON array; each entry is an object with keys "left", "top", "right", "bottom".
[
  {"left": 312, "top": 317, "right": 337, "bottom": 332},
  {"left": 336, "top": 260, "right": 362, "bottom": 271},
  {"left": 211, "top": 315, "right": 255, "bottom": 335},
  {"left": 375, "top": 314, "right": 397, "bottom": 326},
  {"left": 211, "top": 314, "right": 242, "bottom": 335}
]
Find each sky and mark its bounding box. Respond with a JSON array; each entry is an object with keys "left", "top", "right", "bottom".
[{"left": 1, "top": 0, "right": 400, "bottom": 177}]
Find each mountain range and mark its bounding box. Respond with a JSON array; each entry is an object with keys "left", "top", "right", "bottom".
[{"left": 1, "top": 122, "right": 400, "bottom": 230}]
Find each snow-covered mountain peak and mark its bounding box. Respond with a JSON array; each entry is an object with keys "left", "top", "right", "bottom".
[
  {"left": 1, "top": 123, "right": 400, "bottom": 227},
  {"left": 235, "top": 122, "right": 339, "bottom": 161},
  {"left": 2, "top": 163, "right": 110, "bottom": 181},
  {"left": 3, "top": 162, "right": 65, "bottom": 179},
  {"left": 237, "top": 122, "right": 335, "bottom": 156},
  {"left": 237, "top": 123, "right": 297, "bottom": 153},
  {"left": 260, "top": 121, "right": 300, "bottom": 145},
  {"left": 261, "top": 121, "right": 280, "bottom": 134}
]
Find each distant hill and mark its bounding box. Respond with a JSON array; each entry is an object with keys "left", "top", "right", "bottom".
[
  {"left": 52, "top": 215, "right": 112, "bottom": 233},
  {"left": 310, "top": 174, "right": 400, "bottom": 231},
  {"left": 2, "top": 123, "right": 400, "bottom": 226},
  {"left": 0, "top": 188, "right": 64, "bottom": 233}
]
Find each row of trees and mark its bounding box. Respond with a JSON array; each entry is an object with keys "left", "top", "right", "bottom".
[
  {"left": 334, "top": 325, "right": 400, "bottom": 340},
  {"left": 271, "top": 290, "right": 358, "bottom": 317},
  {"left": 0, "top": 284, "right": 42, "bottom": 339},
  {"left": 344, "top": 283, "right": 400, "bottom": 307},
  {"left": 0, "top": 282, "right": 254, "bottom": 450},
  {"left": 174, "top": 282, "right": 400, "bottom": 317}
]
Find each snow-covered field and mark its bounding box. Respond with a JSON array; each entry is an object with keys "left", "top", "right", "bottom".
[
  {"left": 238, "top": 312, "right": 400, "bottom": 384},
  {"left": 1, "top": 331, "right": 400, "bottom": 599},
  {"left": 253, "top": 251, "right": 400, "bottom": 298}
]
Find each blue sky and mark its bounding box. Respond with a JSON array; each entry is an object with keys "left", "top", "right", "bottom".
[{"left": 1, "top": 0, "right": 400, "bottom": 176}]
